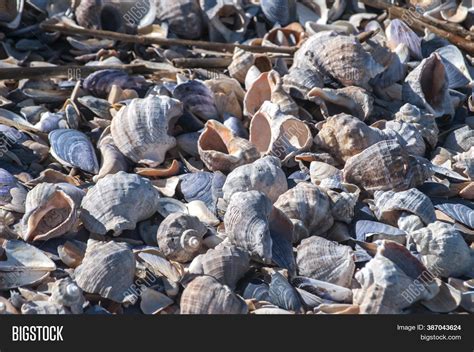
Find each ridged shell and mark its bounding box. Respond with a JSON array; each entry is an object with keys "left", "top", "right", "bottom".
[
  {"left": 74, "top": 239, "right": 136, "bottom": 303},
  {"left": 402, "top": 53, "right": 454, "bottom": 117},
  {"left": 268, "top": 272, "right": 303, "bottom": 312},
  {"left": 111, "top": 95, "right": 183, "bottom": 167},
  {"left": 343, "top": 140, "right": 433, "bottom": 193},
  {"left": 314, "top": 113, "right": 385, "bottom": 163},
  {"left": 179, "top": 171, "right": 218, "bottom": 211},
  {"left": 180, "top": 275, "right": 248, "bottom": 314},
  {"left": 385, "top": 19, "right": 422, "bottom": 59},
  {"left": 0, "top": 168, "right": 27, "bottom": 213},
  {"left": 274, "top": 182, "right": 333, "bottom": 243},
  {"left": 50, "top": 277, "right": 85, "bottom": 314},
  {"left": 21, "top": 183, "right": 85, "bottom": 241},
  {"left": 189, "top": 245, "right": 250, "bottom": 289},
  {"left": 49, "top": 129, "right": 99, "bottom": 174},
  {"left": 293, "top": 32, "right": 384, "bottom": 90},
  {"left": 222, "top": 156, "right": 288, "bottom": 203},
  {"left": 444, "top": 126, "right": 474, "bottom": 153},
  {"left": 172, "top": 80, "right": 219, "bottom": 121},
  {"left": 282, "top": 67, "right": 324, "bottom": 100},
  {"left": 394, "top": 103, "right": 438, "bottom": 149},
  {"left": 80, "top": 172, "right": 160, "bottom": 236},
  {"left": 156, "top": 213, "right": 208, "bottom": 263},
  {"left": 296, "top": 236, "right": 355, "bottom": 288},
  {"left": 83, "top": 69, "right": 148, "bottom": 98},
  {"left": 261, "top": 0, "right": 297, "bottom": 26},
  {"left": 156, "top": 0, "right": 203, "bottom": 39},
  {"left": 382, "top": 120, "right": 426, "bottom": 156},
  {"left": 21, "top": 301, "right": 68, "bottom": 315},
  {"left": 198, "top": 120, "right": 259, "bottom": 173},
  {"left": 436, "top": 45, "right": 471, "bottom": 89},
  {"left": 409, "top": 221, "right": 471, "bottom": 278}
]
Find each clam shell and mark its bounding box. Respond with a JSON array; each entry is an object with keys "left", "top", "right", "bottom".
[
  {"left": 292, "top": 276, "right": 352, "bottom": 303},
  {"left": 268, "top": 272, "right": 303, "bottom": 312},
  {"left": 81, "top": 172, "right": 160, "bottom": 236},
  {"left": 172, "top": 80, "right": 218, "bottom": 122},
  {"left": 343, "top": 140, "right": 433, "bottom": 193},
  {"left": 189, "top": 245, "right": 250, "bottom": 289},
  {"left": 409, "top": 221, "right": 472, "bottom": 278},
  {"left": 156, "top": 0, "right": 203, "bottom": 39},
  {"left": 222, "top": 156, "right": 288, "bottom": 203},
  {"left": 402, "top": 53, "right": 454, "bottom": 118},
  {"left": 296, "top": 236, "right": 355, "bottom": 288},
  {"left": 274, "top": 182, "right": 333, "bottom": 243},
  {"left": 156, "top": 213, "right": 208, "bottom": 263},
  {"left": 83, "top": 69, "right": 147, "bottom": 98},
  {"left": 74, "top": 239, "right": 136, "bottom": 303},
  {"left": 21, "top": 183, "right": 85, "bottom": 241},
  {"left": 385, "top": 19, "right": 422, "bottom": 60},
  {"left": 179, "top": 171, "right": 216, "bottom": 210},
  {"left": 180, "top": 275, "right": 248, "bottom": 314},
  {"left": 261, "top": 0, "right": 297, "bottom": 26},
  {"left": 198, "top": 120, "right": 259, "bottom": 173},
  {"left": 49, "top": 129, "right": 99, "bottom": 174},
  {"left": 0, "top": 240, "right": 56, "bottom": 290},
  {"left": 111, "top": 95, "right": 182, "bottom": 167}
]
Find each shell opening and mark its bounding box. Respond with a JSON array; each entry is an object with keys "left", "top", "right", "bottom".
[
  {"left": 199, "top": 122, "right": 230, "bottom": 155},
  {"left": 421, "top": 56, "right": 447, "bottom": 111},
  {"left": 250, "top": 112, "right": 272, "bottom": 153},
  {"left": 180, "top": 229, "right": 202, "bottom": 252}
]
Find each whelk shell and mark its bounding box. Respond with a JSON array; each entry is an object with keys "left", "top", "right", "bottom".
[{"left": 156, "top": 0, "right": 203, "bottom": 39}]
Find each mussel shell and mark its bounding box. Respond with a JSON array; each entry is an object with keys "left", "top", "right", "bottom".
[
  {"left": 261, "top": 0, "right": 297, "bottom": 26},
  {"left": 83, "top": 69, "right": 148, "bottom": 98},
  {"left": 268, "top": 272, "right": 303, "bottom": 312}
]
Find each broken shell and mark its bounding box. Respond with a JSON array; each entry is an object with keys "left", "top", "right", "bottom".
[
  {"left": 81, "top": 172, "right": 160, "bottom": 236},
  {"left": 274, "top": 182, "right": 333, "bottom": 243},
  {"left": 21, "top": 183, "right": 85, "bottom": 241},
  {"left": 204, "top": 78, "right": 245, "bottom": 119},
  {"left": 292, "top": 276, "right": 353, "bottom": 303},
  {"left": 74, "top": 239, "right": 136, "bottom": 303},
  {"left": 268, "top": 271, "right": 303, "bottom": 312},
  {"left": 156, "top": 0, "right": 203, "bottom": 39},
  {"left": 228, "top": 45, "right": 271, "bottom": 84},
  {"left": 343, "top": 140, "right": 433, "bottom": 193},
  {"left": 156, "top": 213, "right": 208, "bottom": 263},
  {"left": 222, "top": 156, "right": 288, "bottom": 203},
  {"left": 50, "top": 277, "right": 85, "bottom": 314},
  {"left": 48, "top": 129, "right": 99, "bottom": 174},
  {"left": 180, "top": 275, "right": 248, "bottom": 314},
  {"left": 296, "top": 236, "right": 355, "bottom": 288},
  {"left": 0, "top": 168, "right": 27, "bottom": 213},
  {"left": 198, "top": 120, "right": 259, "bottom": 173},
  {"left": 111, "top": 95, "right": 182, "bottom": 167},
  {"left": 140, "top": 288, "right": 174, "bottom": 314},
  {"left": 58, "top": 240, "right": 86, "bottom": 269},
  {"left": 172, "top": 80, "right": 219, "bottom": 122},
  {"left": 201, "top": 0, "right": 248, "bottom": 43},
  {"left": 261, "top": 0, "right": 297, "bottom": 26},
  {"left": 402, "top": 53, "right": 454, "bottom": 118},
  {"left": 385, "top": 19, "right": 422, "bottom": 60},
  {"left": 409, "top": 221, "right": 472, "bottom": 278},
  {"left": 282, "top": 67, "right": 324, "bottom": 100},
  {"left": 93, "top": 127, "right": 129, "bottom": 182},
  {"left": 421, "top": 279, "right": 462, "bottom": 313},
  {"left": 189, "top": 245, "right": 250, "bottom": 289}
]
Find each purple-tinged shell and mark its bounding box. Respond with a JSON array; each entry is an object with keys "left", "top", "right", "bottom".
[{"left": 83, "top": 69, "right": 148, "bottom": 98}]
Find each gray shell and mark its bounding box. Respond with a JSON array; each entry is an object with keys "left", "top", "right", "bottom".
[
  {"left": 268, "top": 271, "right": 303, "bottom": 312},
  {"left": 222, "top": 156, "right": 288, "bottom": 203},
  {"left": 394, "top": 103, "right": 438, "bottom": 149},
  {"left": 81, "top": 172, "right": 160, "bottom": 236},
  {"left": 0, "top": 168, "right": 27, "bottom": 213},
  {"left": 74, "top": 239, "right": 136, "bottom": 303},
  {"left": 189, "top": 244, "right": 250, "bottom": 289},
  {"left": 383, "top": 120, "right": 426, "bottom": 156},
  {"left": 156, "top": 0, "right": 203, "bottom": 39},
  {"left": 296, "top": 236, "right": 355, "bottom": 288},
  {"left": 180, "top": 275, "right": 248, "bottom": 314},
  {"left": 156, "top": 213, "right": 208, "bottom": 263},
  {"left": 172, "top": 80, "right": 219, "bottom": 121},
  {"left": 21, "top": 301, "right": 69, "bottom": 315},
  {"left": 283, "top": 67, "right": 324, "bottom": 100},
  {"left": 409, "top": 221, "right": 472, "bottom": 278},
  {"left": 50, "top": 277, "right": 85, "bottom": 314},
  {"left": 94, "top": 127, "right": 129, "bottom": 182},
  {"left": 261, "top": 0, "right": 297, "bottom": 26},
  {"left": 444, "top": 126, "right": 474, "bottom": 153},
  {"left": 48, "top": 129, "right": 99, "bottom": 174}
]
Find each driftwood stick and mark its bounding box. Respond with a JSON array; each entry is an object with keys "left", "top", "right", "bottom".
[
  {"left": 40, "top": 22, "right": 298, "bottom": 55},
  {"left": 172, "top": 57, "right": 232, "bottom": 69}
]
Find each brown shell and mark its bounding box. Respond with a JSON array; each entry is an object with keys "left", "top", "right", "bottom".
[
  {"left": 198, "top": 120, "right": 259, "bottom": 173},
  {"left": 343, "top": 140, "right": 433, "bottom": 193},
  {"left": 296, "top": 236, "right": 355, "bottom": 288},
  {"left": 180, "top": 275, "right": 248, "bottom": 314}
]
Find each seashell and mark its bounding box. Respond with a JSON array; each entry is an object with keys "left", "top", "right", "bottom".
[
  {"left": 21, "top": 301, "right": 69, "bottom": 315},
  {"left": 156, "top": 213, "right": 208, "bottom": 263},
  {"left": 201, "top": 0, "right": 248, "bottom": 43},
  {"left": 20, "top": 183, "right": 85, "bottom": 242},
  {"left": 444, "top": 126, "right": 474, "bottom": 153},
  {"left": 435, "top": 45, "right": 471, "bottom": 89},
  {"left": 0, "top": 168, "right": 27, "bottom": 213},
  {"left": 267, "top": 207, "right": 296, "bottom": 274},
  {"left": 228, "top": 44, "right": 271, "bottom": 84},
  {"left": 34, "top": 112, "right": 67, "bottom": 132},
  {"left": 385, "top": 19, "right": 422, "bottom": 60},
  {"left": 249, "top": 103, "right": 312, "bottom": 164},
  {"left": 111, "top": 95, "right": 183, "bottom": 167},
  {"left": 81, "top": 172, "right": 160, "bottom": 236},
  {"left": 240, "top": 278, "right": 270, "bottom": 301},
  {"left": 261, "top": 0, "right": 297, "bottom": 26},
  {"left": 252, "top": 307, "right": 294, "bottom": 314},
  {"left": 296, "top": 236, "right": 355, "bottom": 288},
  {"left": 314, "top": 113, "right": 385, "bottom": 163},
  {"left": 307, "top": 86, "right": 373, "bottom": 121},
  {"left": 292, "top": 276, "right": 352, "bottom": 303},
  {"left": 402, "top": 53, "right": 454, "bottom": 118},
  {"left": 50, "top": 277, "right": 85, "bottom": 314},
  {"left": 441, "top": 4, "right": 468, "bottom": 23},
  {"left": 434, "top": 203, "right": 474, "bottom": 230},
  {"left": 262, "top": 23, "right": 307, "bottom": 48},
  {"left": 371, "top": 188, "right": 436, "bottom": 230},
  {"left": 381, "top": 120, "right": 426, "bottom": 156},
  {"left": 326, "top": 187, "right": 359, "bottom": 224},
  {"left": 223, "top": 114, "right": 248, "bottom": 139},
  {"left": 309, "top": 161, "right": 342, "bottom": 185},
  {"left": 421, "top": 279, "right": 462, "bottom": 313},
  {"left": 137, "top": 251, "right": 184, "bottom": 284},
  {"left": 178, "top": 171, "right": 216, "bottom": 210},
  {"left": 180, "top": 275, "right": 248, "bottom": 314},
  {"left": 78, "top": 96, "right": 112, "bottom": 120},
  {"left": 268, "top": 272, "right": 303, "bottom": 312},
  {"left": 74, "top": 0, "right": 102, "bottom": 29},
  {"left": 186, "top": 200, "right": 218, "bottom": 226},
  {"left": 394, "top": 103, "right": 438, "bottom": 149},
  {"left": 198, "top": 120, "right": 259, "bottom": 173},
  {"left": 282, "top": 67, "right": 324, "bottom": 100},
  {"left": 74, "top": 239, "right": 136, "bottom": 303},
  {"left": 49, "top": 129, "right": 99, "bottom": 174},
  {"left": 83, "top": 69, "right": 148, "bottom": 99},
  {"left": 176, "top": 132, "right": 200, "bottom": 157},
  {"left": 315, "top": 303, "right": 359, "bottom": 314},
  {"left": 222, "top": 156, "right": 288, "bottom": 203},
  {"left": 204, "top": 78, "right": 245, "bottom": 120},
  {"left": 293, "top": 32, "right": 384, "bottom": 90},
  {"left": 343, "top": 140, "right": 433, "bottom": 193},
  {"left": 0, "top": 0, "right": 24, "bottom": 29},
  {"left": 58, "top": 240, "right": 86, "bottom": 269},
  {"left": 140, "top": 288, "right": 174, "bottom": 314},
  {"left": 0, "top": 239, "right": 56, "bottom": 290},
  {"left": 274, "top": 182, "right": 333, "bottom": 243},
  {"left": 189, "top": 245, "right": 250, "bottom": 289},
  {"left": 93, "top": 127, "right": 129, "bottom": 182},
  {"left": 296, "top": 287, "right": 324, "bottom": 309},
  {"left": 172, "top": 80, "right": 219, "bottom": 122},
  {"left": 409, "top": 221, "right": 471, "bottom": 278},
  {"left": 156, "top": 0, "right": 203, "bottom": 39}
]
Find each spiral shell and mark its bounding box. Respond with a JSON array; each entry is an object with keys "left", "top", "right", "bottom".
[
  {"left": 111, "top": 95, "right": 183, "bottom": 167},
  {"left": 282, "top": 67, "right": 324, "bottom": 100},
  {"left": 156, "top": 0, "right": 203, "bottom": 39},
  {"left": 80, "top": 172, "right": 160, "bottom": 236},
  {"left": 50, "top": 277, "right": 85, "bottom": 314},
  {"left": 268, "top": 271, "right": 303, "bottom": 312}
]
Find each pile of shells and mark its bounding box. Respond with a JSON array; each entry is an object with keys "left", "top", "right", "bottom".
[{"left": 0, "top": 0, "right": 473, "bottom": 315}]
